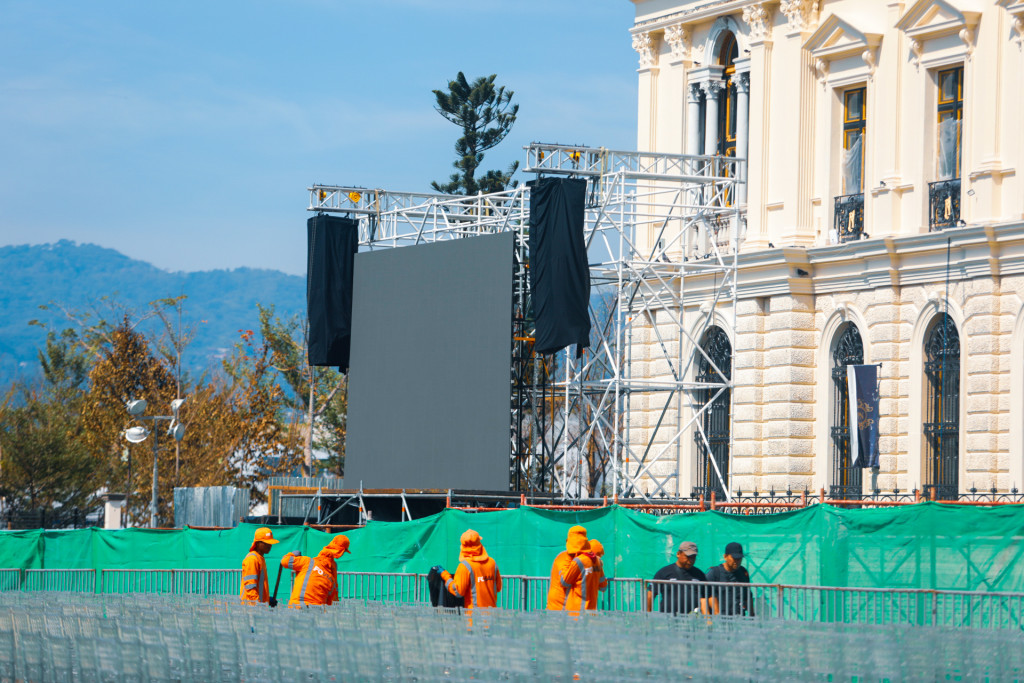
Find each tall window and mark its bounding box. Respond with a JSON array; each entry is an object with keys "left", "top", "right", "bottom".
[
  {"left": 842, "top": 87, "right": 866, "bottom": 194},
  {"left": 694, "top": 327, "right": 731, "bottom": 498},
  {"left": 923, "top": 313, "right": 960, "bottom": 500},
  {"left": 936, "top": 66, "right": 964, "bottom": 181},
  {"left": 717, "top": 33, "right": 739, "bottom": 158},
  {"left": 929, "top": 66, "right": 964, "bottom": 231},
  {"left": 830, "top": 324, "right": 864, "bottom": 498}
]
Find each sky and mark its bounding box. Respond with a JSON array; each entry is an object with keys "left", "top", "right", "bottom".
[{"left": 0, "top": 1, "right": 639, "bottom": 276}]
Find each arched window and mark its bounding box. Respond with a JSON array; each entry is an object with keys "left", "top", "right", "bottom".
[
  {"left": 717, "top": 33, "right": 739, "bottom": 158},
  {"left": 830, "top": 324, "right": 864, "bottom": 498},
  {"left": 924, "top": 313, "right": 960, "bottom": 500},
  {"left": 694, "top": 326, "right": 731, "bottom": 498}
]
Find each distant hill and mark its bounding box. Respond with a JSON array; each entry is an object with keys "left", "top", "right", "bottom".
[{"left": 0, "top": 241, "right": 304, "bottom": 386}]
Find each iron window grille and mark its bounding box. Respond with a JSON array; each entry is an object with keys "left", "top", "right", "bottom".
[
  {"left": 693, "top": 327, "right": 732, "bottom": 499},
  {"left": 834, "top": 193, "right": 865, "bottom": 242},
  {"left": 923, "top": 313, "right": 960, "bottom": 501},
  {"left": 830, "top": 324, "right": 865, "bottom": 499}
]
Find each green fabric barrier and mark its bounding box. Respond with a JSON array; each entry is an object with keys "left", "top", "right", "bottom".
[{"left": 2, "top": 504, "right": 1023, "bottom": 592}]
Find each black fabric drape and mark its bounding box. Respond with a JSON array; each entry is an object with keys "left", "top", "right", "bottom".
[
  {"left": 528, "top": 177, "right": 590, "bottom": 356},
  {"left": 307, "top": 214, "right": 359, "bottom": 371}
]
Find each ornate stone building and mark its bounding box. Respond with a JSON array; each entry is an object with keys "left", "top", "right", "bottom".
[{"left": 627, "top": 0, "right": 1024, "bottom": 499}]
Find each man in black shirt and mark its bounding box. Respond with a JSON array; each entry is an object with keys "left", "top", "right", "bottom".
[
  {"left": 646, "top": 541, "right": 707, "bottom": 615},
  {"left": 706, "top": 541, "right": 754, "bottom": 616}
]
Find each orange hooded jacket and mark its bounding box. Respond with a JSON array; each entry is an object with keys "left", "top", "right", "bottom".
[
  {"left": 584, "top": 539, "right": 608, "bottom": 610},
  {"left": 441, "top": 530, "right": 502, "bottom": 609},
  {"left": 280, "top": 535, "right": 351, "bottom": 607},
  {"left": 546, "top": 525, "right": 594, "bottom": 611}
]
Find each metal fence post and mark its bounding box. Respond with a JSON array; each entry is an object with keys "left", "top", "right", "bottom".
[
  {"left": 521, "top": 577, "right": 528, "bottom": 611},
  {"left": 96, "top": 569, "right": 101, "bottom": 595},
  {"left": 931, "top": 590, "right": 938, "bottom": 626},
  {"left": 777, "top": 585, "right": 783, "bottom": 620}
]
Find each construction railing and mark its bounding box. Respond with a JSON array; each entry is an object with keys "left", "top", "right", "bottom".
[{"left": 3, "top": 569, "right": 1022, "bottom": 629}]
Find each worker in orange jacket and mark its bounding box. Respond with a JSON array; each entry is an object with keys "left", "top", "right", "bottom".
[
  {"left": 546, "top": 525, "right": 594, "bottom": 611},
  {"left": 437, "top": 529, "right": 502, "bottom": 610},
  {"left": 585, "top": 539, "right": 609, "bottom": 610},
  {"left": 280, "top": 535, "right": 351, "bottom": 607},
  {"left": 241, "top": 527, "right": 279, "bottom": 605}
]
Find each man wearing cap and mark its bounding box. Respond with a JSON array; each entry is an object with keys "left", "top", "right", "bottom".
[
  {"left": 584, "top": 539, "right": 608, "bottom": 610},
  {"left": 646, "top": 541, "right": 707, "bottom": 615},
  {"left": 280, "top": 535, "right": 352, "bottom": 607},
  {"left": 241, "top": 527, "right": 279, "bottom": 606},
  {"left": 546, "top": 525, "right": 594, "bottom": 611},
  {"left": 436, "top": 529, "right": 502, "bottom": 610},
  {"left": 706, "top": 541, "right": 754, "bottom": 616}
]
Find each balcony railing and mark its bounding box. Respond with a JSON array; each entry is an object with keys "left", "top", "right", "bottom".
[
  {"left": 928, "top": 178, "right": 961, "bottom": 231},
  {"left": 833, "top": 193, "right": 865, "bottom": 242}
]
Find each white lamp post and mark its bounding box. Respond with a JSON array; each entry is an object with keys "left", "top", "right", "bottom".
[{"left": 123, "top": 398, "right": 186, "bottom": 528}]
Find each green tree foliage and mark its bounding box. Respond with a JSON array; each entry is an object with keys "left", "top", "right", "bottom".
[
  {"left": 256, "top": 305, "right": 347, "bottom": 476},
  {"left": 431, "top": 72, "right": 519, "bottom": 195}
]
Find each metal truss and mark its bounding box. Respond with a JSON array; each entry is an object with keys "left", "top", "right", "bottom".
[{"left": 308, "top": 143, "right": 743, "bottom": 502}]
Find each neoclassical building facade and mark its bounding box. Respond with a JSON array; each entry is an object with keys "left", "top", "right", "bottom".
[{"left": 627, "top": 0, "right": 1024, "bottom": 499}]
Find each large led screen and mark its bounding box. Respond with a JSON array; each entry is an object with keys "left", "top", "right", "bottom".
[{"left": 344, "top": 232, "right": 513, "bottom": 490}]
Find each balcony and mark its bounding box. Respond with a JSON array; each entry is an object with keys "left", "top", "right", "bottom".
[
  {"left": 833, "top": 193, "right": 865, "bottom": 242},
  {"left": 928, "top": 178, "right": 961, "bottom": 231}
]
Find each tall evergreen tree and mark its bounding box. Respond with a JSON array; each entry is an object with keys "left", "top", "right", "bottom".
[{"left": 431, "top": 72, "right": 519, "bottom": 195}]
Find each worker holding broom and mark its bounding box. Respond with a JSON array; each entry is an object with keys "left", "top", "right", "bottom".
[
  {"left": 280, "top": 535, "right": 352, "bottom": 607},
  {"left": 241, "top": 527, "right": 280, "bottom": 606}
]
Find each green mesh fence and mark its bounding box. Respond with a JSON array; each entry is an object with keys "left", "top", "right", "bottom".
[{"left": 1, "top": 503, "right": 1023, "bottom": 591}]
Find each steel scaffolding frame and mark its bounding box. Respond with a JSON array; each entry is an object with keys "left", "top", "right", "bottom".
[{"left": 308, "top": 143, "right": 743, "bottom": 502}]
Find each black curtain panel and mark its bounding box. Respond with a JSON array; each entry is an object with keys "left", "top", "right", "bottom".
[
  {"left": 307, "top": 214, "right": 359, "bottom": 371},
  {"left": 528, "top": 177, "right": 590, "bottom": 356}
]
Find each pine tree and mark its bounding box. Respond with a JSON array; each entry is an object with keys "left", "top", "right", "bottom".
[{"left": 431, "top": 72, "right": 519, "bottom": 195}]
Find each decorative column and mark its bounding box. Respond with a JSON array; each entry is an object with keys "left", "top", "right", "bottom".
[
  {"left": 686, "top": 83, "right": 703, "bottom": 155},
  {"left": 702, "top": 80, "right": 725, "bottom": 156},
  {"left": 632, "top": 30, "right": 660, "bottom": 151},
  {"left": 735, "top": 73, "right": 751, "bottom": 204}
]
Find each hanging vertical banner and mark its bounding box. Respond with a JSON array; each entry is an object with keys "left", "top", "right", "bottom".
[
  {"left": 847, "top": 364, "right": 880, "bottom": 468},
  {"left": 527, "top": 177, "right": 590, "bottom": 356},
  {"left": 307, "top": 214, "right": 359, "bottom": 371}
]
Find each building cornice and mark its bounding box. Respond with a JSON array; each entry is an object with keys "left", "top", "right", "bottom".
[{"left": 631, "top": 0, "right": 763, "bottom": 33}]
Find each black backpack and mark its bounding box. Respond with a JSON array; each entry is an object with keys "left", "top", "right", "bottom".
[{"left": 426, "top": 566, "right": 463, "bottom": 608}]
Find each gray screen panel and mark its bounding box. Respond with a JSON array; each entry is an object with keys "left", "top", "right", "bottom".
[{"left": 344, "top": 232, "right": 513, "bottom": 490}]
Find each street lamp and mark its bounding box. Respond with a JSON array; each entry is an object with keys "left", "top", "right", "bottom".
[{"left": 122, "top": 398, "right": 186, "bottom": 528}]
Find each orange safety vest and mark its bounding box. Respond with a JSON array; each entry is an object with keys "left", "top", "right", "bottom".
[
  {"left": 546, "top": 551, "right": 593, "bottom": 611},
  {"left": 584, "top": 555, "right": 607, "bottom": 610},
  {"left": 281, "top": 552, "right": 339, "bottom": 607},
  {"left": 240, "top": 551, "right": 269, "bottom": 603},
  {"left": 444, "top": 557, "right": 502, "bottom": 609}
]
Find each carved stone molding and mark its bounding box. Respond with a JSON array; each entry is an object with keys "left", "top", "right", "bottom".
[
  {"left": 632, "top": 31, "right": 657, "bottom": 69},
  {"left": 664, "top": 24, "right": 691, "bottom": 62},
  {"left": 780, "top": 0, "right": 819, "bottom": 34},
  {"left": 814, "top": 57, "right": 829, "bottom": 85},
  {"left": 1014, "top": 15, "right": 1024, "bottom": 49},
  {"left": 736, "top": 72, "right": 751, "bottom": 95},
  {"left": 862, "top": 48, "right": 878, "bottom": 78},
  {"left": 741, "top": 3, "right": 772, "bottom": 43},
  {"left": 688, "top": 82, "right": 704, "bottom": 103},
  {"left": 958, "top": 25, "right": 976, "bottom": 59},
  {"left": 909, "top": 38, "right": 924, "bottom": 67},
  {"left": 700, "top": 80, "right": 726, "bottom": 98}
]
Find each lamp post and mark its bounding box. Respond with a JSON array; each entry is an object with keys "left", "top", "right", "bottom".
[{"left": 123, "top": 398, "right": 186, "bottom": 528}]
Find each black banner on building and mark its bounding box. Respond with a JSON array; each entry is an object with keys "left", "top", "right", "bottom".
[{"left": 847, "top": 364, "right": 880, "bottom": 468}]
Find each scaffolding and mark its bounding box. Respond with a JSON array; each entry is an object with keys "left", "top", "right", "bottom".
[{"left": 308, "top": 142, "right": 743, "bottom": 502}]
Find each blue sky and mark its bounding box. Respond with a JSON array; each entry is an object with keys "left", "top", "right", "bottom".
[{"left": 0, "top": 1, "right": 638, "bottom": 275}]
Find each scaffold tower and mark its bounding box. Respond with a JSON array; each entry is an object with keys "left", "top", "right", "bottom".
[{"left": 308, "top": 142, "right": 744, "bottom": 502}]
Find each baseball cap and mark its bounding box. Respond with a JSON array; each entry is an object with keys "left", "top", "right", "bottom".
[
  {"left": 323, "top": 535, "right": 352, "bottom": 558},
  {"left": 677, "top": 541, "right": 698, "bottom": 557},
  {"left": 250, "top": 527, "right": 280, "bottom": 550},
  {"left": 725, "top": 541, "right": 744, "bottom": 559}
]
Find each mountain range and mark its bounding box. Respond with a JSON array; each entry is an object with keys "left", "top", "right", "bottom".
[{"left": 0, "top": 241, "right": 304, "bottom": 386}]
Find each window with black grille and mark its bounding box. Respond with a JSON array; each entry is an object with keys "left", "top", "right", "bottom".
[
  {"left": 923, "top": 313, "right": 960, "bottom": 500},
  {"left": 830, "top": 323, "right": 864, "bottom": 499},
  {"left": 693, "top": 327, "right": 731, "bottom": 498}
]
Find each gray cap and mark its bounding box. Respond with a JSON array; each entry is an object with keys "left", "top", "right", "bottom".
[{"left": 677, "top": 541, "right": 698, "bottom": 557}]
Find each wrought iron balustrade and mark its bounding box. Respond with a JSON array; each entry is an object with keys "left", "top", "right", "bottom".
[
  {"left": 928, "top": 179, "right": 961, "bottom": 231},
  {"left": 833, "top": 193, "right": 864, "bottom": 242}
]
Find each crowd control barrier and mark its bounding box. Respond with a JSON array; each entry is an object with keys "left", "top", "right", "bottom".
[{"left": 3, "top": 568, "right": 1022, "bottom": 630}]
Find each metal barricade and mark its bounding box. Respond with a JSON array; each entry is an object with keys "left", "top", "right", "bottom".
[
  {"left": 337, "top": 572, "right": 420, "bottom": 603},
  {"left": 101, "top": 569, "right": 175, "bottom": 594},
  {"left": 601, "top": 578, "right": 643, "bottom": 612},
  {"left": 0, "top": 569, "right": 20, "bottom": 592},
  {"left": 175, "top": 569, "right": 242, "bottom": 596},
  {"left": 496, "top": 576, "right": 549, "bottom": 611},
  {"left": 23, "top": 569, "right": 95, "bottom": 592}
]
